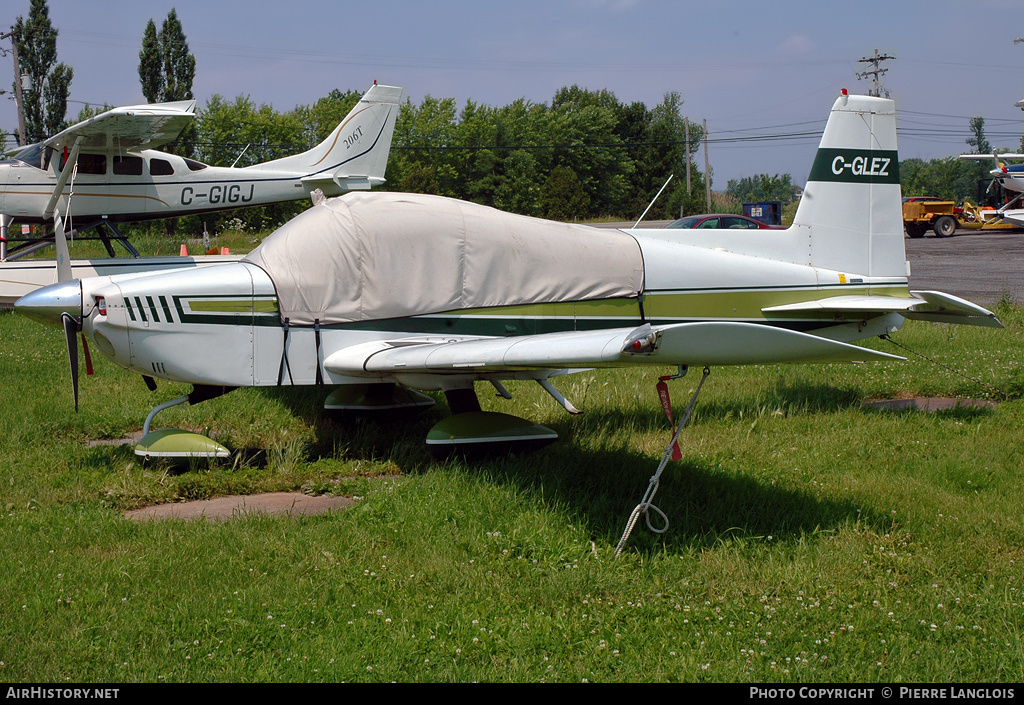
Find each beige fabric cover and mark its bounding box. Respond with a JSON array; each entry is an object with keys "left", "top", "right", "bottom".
[{"left": 244, "top": 192, "right": 644, "bottom": 325}]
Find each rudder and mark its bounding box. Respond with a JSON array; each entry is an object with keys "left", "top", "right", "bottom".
[
  {"left": 791, "top": 93, "right": 907, "bottom": 280},
  {"left": 259, "top": 84, "right": 404, "bottom": 192}
]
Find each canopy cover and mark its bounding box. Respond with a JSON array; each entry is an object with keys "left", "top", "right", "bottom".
[{"left": 244, "top": 192, "right": 645, "bottom": 326}]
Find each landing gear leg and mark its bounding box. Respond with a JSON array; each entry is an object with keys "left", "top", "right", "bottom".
[
  {"left": 426, "top": 383, "right": 557, "bottom": 459},
  {"left": 134, "top": 392, "right": 231, "bottom": 462},
  {"left": 0, "top": 214, "right": 11, "bottom": 261}
]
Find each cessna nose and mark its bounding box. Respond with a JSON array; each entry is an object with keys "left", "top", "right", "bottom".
[{"left": 14, "top": 279, "right": 83, "bottom": 327}]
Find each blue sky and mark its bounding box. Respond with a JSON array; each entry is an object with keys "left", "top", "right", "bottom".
[{"left": 2, "top": 0, "right": 1024, "bottom": 187}]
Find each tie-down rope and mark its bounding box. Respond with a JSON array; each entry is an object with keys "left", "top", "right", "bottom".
[{"left": 614, "top": 366, "right": 711, "bottom": 558}]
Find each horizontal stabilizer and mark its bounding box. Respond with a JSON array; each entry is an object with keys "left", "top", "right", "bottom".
[
  {"left": 300, "top": 172, "right": 385, "bottom": 191},
  {"left": 763, "top": 293, "right": 1002, "bottom": 328},
  {"left": 905, "top": 291, "right": 1004, "bottom": 328},
  {"left": 324, "top": 321, "right": 901, "bottom": 377}
]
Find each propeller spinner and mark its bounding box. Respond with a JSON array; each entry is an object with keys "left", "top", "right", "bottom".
[{"left": 15, "top": 279, "right": 90, "bottom": 410}]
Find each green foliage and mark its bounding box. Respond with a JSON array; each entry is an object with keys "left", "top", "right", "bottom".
[
  {"left": 158, "top": 9, "right": 196, "bottom": 103},
  {"left": 726, "top": 173, "right": 800, "bottom": 205},
  {"left": 138, "top": 19, "right": 162, "bottom": 104},
  {"left": 900, "top": 115, "right": 1004, "bottom": 206},
  {"left": 542, "top": 165, "right": 590, "bottom": 220},
  {"left": 43, "top": 81, "right": 719, "bottom": 234},
  {"left": 73, "top": 103, "right": 112, "bottom": 123},
  {"left": 384, "top": 86, "right": 706, "bottom": 221},
  {"left": 136, "top": 8, "right": 197, "bottom": 169},
  {"left": 13, "top": 0, "right": 73, "bottom": 143},
  {"left": 967, "top": 116, "right": 991, "bottom": 156},
  {"left": 900, "top": 157, "right": 986, "bottom": 204}
]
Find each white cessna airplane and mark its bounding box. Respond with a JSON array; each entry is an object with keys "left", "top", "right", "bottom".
[
  {"left": 0, "top": 83, "right": 403, "bottom": 303},
  {"left": 959, "top": 152, "right": 1024, "bottom": 226},
  {"left": 17, "top": 92, "right": 1001, "bottom": 464}
]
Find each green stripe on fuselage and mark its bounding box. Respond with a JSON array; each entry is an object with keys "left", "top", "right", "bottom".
[
  {"left": 644, "top": 284, "right": 911, "bottom": 321},
  {"left": 164, "top": 284, "right": 914, "bottom": 334},
  {"left": 186, "top": 298, "right": 279, "bottom": 313}
]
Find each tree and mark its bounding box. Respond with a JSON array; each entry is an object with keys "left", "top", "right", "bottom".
[
  {"left": 138, "top": 20, "right": 163, "bottom": 103},
  {"left": 548, "top": 85, "right": 630, "bottom": 217},
  {"left": 726, "top": 173, "right": 800, "bottom": 205},
  {"left": 542, "top": 165, "right": 589, "bottom": 220},
  {"left": 646, "top": 92, "right": 699, "bottom": 220},
  {"left": 138, "top": 9, "right": 196, "bottom": 154},
  {"left": 899, "top": 156, "right": 978, "bottom": 204},
  {"left": 965, "top": 116, "right": 993, "bottom": 201},
  {"left": 966, "top": 116, "right": 990, "bottom": 155},
  {"left": 158, "top": 9, "right": 195, "bottom": 103},
  {"left": 137, "top": 8, "right": 197, "bottom": 235},
  {"left": 13, "top": 0, "right": 73, "bottom": 143}
]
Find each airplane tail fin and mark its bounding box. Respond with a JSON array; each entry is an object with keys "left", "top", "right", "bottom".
[
  {"left": 259, "top": 84, "right": 404, "bottom": 193},
  {"left": 791, "top": 93, "right": 907, "bottom": 279}
]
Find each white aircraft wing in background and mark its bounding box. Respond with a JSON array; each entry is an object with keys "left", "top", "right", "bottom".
[{"left": 43, "top": 101, "right": 196, "bottom": 154}]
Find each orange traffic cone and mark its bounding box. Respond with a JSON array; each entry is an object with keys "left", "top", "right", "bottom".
[{"left": 180, "top": 243, "right": 188, "bottom": 256}]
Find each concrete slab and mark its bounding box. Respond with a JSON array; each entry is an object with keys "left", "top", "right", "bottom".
[{"left": 124, "top": 492, "right": 355, "bottom": 523}]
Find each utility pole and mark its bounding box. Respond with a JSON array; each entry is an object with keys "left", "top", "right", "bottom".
[
  {"left": 703, "top": 119, "right": 711, "bottom": 212},
  {"left": 684, "top": 119, "right": 691, "bottom": 196},
  {"left": 856, "top": 49, "right": 895, "bottom": 98},
  {"left": 0, "top": 28, "right": 27, "bottom": 147},
  {"left": 0, "top": 28, "right": 25, "bottom": 261},
  {"left": 1014, "top": 35, "right": 1024, "bottom": 146}
]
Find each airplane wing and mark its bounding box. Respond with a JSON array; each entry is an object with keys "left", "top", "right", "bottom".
[
  {"left": 761, "top": 292, "right": 1003, "bottom": 328},
  {"left": 43, "top": 100, "right": 196, "bottom": 153},
  {"left": 323, "top": 321, "right": 902, "bottom": 377},
  {"left": 960, "top": 153, "right": 1024, "bottom": 161}
]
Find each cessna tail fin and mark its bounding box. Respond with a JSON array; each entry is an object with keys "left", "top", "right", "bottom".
[
  {"left": 791, "top": 93, "right": 906, "bottom": 279},
  {"left": 259, "top": 83, "right": 404, "bottom": 193}
]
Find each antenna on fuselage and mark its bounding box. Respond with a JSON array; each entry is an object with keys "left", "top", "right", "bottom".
[
  {"left": 632, "top": 174, "right": 674, "bottom": 229},
  {"left": 230, "top": 143, "right": 251, "bottom": 168}
]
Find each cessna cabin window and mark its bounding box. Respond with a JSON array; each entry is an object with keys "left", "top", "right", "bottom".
[
  {"left": 183, "top": 158, "right": 208, "bottom": 172},
  {"left": 59, "top": 152, "right": 106, "bottom": 174},
  {"left": 78, "top": 153, "right": 107, "bottom": 174},
  {"left": 149, "top": 158, "right": 174, "bottom": 176},
  {"left": 113, "top": 155, "right": 144, "bottom": 175},
  {"left": 11, "top": 143, "right": 45, "bottom": 169}
]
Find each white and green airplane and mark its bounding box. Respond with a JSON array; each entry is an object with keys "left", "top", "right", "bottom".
[
  {"left": 0, "top": 83, "right": 403, "bottom": 301},
  {"left": 15, "top": 92, "right": 1002, "bottom": 460}
]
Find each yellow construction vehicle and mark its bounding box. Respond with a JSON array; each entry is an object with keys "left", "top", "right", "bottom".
[{"left": 902, "top": 197, "right": 960, "bottom": 238}]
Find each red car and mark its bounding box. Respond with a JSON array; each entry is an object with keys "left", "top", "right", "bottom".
[{"left": 666, "top": 213, "right": 786, "bottom": 230}]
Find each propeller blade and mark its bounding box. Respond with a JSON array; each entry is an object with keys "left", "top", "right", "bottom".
[
  {"left": 81, "top": 332, "right": 94, "bottom": 376},
  {"left": 61, "top": 313, "right": 79, "bottom": 411},
  {"left": 54, "top": 214, "right": 72, "bottom": 284}
]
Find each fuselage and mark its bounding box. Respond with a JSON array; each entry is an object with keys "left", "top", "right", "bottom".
[
  {"left": 73, "top": 226, "right": 912, "bottom": 391},
  {"left": 1000, "top": 164, "right": 1024, "bottom": 194},
  {"left": 0, "top": 146, "right": 334, "bottom": 223}
]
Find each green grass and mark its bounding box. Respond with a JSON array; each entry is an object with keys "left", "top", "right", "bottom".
[
  {"left": 18, "top": 225, "right": 261, "bottom": 260},
  {"left": 1, "top": 302, "right": 1023, "bottom": 682}
]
